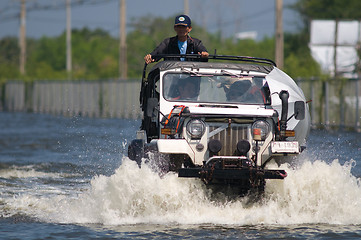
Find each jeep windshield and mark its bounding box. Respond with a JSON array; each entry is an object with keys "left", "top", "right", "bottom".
[{"left": 162, "top": 73, "right": 271, "bottom": 104}]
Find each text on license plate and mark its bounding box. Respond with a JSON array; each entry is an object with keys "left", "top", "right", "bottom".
[{"left": 271, "top": 141, "right": 299, "bottom": 153}]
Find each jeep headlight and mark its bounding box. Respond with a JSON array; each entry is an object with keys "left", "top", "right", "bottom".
[
  {"left": 252, "top": 120, "right": 270, "bottom": 141},
  {"left": 186, "top": 119, "right": 205, "bottom": 139}
]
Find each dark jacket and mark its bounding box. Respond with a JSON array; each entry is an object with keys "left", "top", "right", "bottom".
[{"left": 150, "top": 35, "right": 207, "bottom": 61}]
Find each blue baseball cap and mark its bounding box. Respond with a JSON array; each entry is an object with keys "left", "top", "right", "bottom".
[{"left": 174, "top": 15, "right": 191, "bottom": 27}]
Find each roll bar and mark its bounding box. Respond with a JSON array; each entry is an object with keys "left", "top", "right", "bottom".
[{"left": 142, "top": 53, "right": 276, "bottom": 81}]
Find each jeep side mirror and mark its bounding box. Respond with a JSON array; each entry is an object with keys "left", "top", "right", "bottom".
[
  {"left": 294, "top": 101, "right": 305, "bottom": 120},
  {"left": 146, "top": 98, "right": 158, "bottom": 117}
]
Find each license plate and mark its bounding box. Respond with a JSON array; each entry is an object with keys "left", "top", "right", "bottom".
[{"left": 271, "top": 141, "right": 299, "bottom": 153}]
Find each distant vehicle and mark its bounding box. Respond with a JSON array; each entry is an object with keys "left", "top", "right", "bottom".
[{"left": 128, "top": 54, "right": 310, "bottom": 195}]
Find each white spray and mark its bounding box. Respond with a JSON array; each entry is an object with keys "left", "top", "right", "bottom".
[{"left": 2, "top": 157, "right": 361, "bottom": 226}]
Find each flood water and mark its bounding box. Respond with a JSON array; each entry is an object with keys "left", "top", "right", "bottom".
[{"left": 1, "top": 112, "right": 361, "bottom": 239}]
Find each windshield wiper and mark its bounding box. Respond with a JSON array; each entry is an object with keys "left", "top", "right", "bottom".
[
  {"left": 180, "top": 67, "right": 202, "bottom": 76},
  {"left": 220, "top": 69, "right": 243, "bottom": 77},
  {"left": 180, "top": 67, "right": 213, "bottom": 77}
]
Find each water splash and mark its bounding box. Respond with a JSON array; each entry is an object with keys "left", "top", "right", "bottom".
[{"left": 2, "top": 157, "right": 361, "bottom": 226}]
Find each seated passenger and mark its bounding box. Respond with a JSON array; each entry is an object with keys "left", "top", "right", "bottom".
[
  {"left": 226, "top": 80, "right": 252, "bottom": 102},
  {"left": 226, "top": 80, "right": 265, "bottom": 103},
  {"left": 172, "top": 77, "right": 200, "bottom": 100}
]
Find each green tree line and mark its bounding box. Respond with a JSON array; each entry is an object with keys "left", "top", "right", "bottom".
[{"left": 2, "top": 0, "right": 359, "bottom": 82}]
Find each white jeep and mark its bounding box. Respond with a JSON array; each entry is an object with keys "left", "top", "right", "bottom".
[{"left": 128, "top": 54, "right": 310, "bottom": 195}]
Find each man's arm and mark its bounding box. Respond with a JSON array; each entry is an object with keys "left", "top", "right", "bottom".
[
  {"left": 193, "top": 38, "right": 209, "bottom": 59},
  {"left": 199, "top": 51, "right": 209, "bottom": 58},
  {"left": 144, "top": 38, "right": 171, "bottom": 64}
]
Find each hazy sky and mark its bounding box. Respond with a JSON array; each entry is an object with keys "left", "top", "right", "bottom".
[{"left": 0, "top": 0, "right": 301, "bottom": 40}]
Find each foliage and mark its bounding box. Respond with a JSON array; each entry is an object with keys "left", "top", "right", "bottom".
[
  {"left": 0, "top": 12, "right": 325, "bottom": 81},
  {"left": 0, "top": 37, "right": 20, "bottom": 81},
  {"left": 3, "top": 0, "right": 361, "bottom": 81}
]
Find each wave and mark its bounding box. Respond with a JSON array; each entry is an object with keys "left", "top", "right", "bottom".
[
  {"left": 0, "top": 164, "right": 78, "bottom": 179},
  {"left": 2, "top": 157, "right": 361, "bottom": 225}
]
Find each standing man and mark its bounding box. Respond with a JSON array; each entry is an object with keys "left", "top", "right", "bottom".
[{"left": 144, "top": 15, "right": 209, "bottom": 64}]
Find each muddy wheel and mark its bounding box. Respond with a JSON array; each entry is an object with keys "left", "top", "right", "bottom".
[{"left": 128, "top": 139, "right": 145, "bottom": 166}]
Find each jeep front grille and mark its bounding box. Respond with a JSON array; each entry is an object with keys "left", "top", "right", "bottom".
[{"left": 209, "top": 124, "right": 250, "bottom": 156}]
